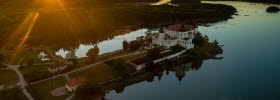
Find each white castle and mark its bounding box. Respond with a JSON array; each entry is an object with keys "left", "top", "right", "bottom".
[{"left": 152, "top": 24, "right": 198, "bottom": 49}]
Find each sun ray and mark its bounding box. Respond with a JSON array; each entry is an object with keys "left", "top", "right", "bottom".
[
  {"left": 56, "top": 0, "right": 82, "bottom": 44},
  {"left": 9, "top": 12, "right": 39, "bottom": 64}
]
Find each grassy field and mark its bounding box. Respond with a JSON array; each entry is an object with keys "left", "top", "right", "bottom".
[
  {"left": 68, "top": 63, "right": 115, "bottom": 85},
  {"left": 26, "top": 76, "right": 69, "bottom": 100},
  {"left": 0, "top": 86, "right": 28, "bottom": 100},
  {"left": 19, "top": 64, "right": 49, "bottom": 75},
  {"left": 0, "top": 69, "right": 19, "bottom": 85},
  {"left": 120, "top": 52, "right": 147, "bottom": 61},
  {"left": 19, "top": 64, "right": 53, "bottom": 83},
  {"left": 68, "top": 50, "right": 147, "bottom": 84}
]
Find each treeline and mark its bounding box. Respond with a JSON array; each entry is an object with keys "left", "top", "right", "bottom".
[{"left": 0, "top": 3, "right": 236, "bottom": 59}]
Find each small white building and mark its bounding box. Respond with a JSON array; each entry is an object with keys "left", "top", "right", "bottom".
[
  {"left": 152, "top": 24, "right": 198, "bottom": 49},
  {"left": 65, "top": 77, "right": 86, "bottom": 92}
]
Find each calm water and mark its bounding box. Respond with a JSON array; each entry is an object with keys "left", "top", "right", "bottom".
[
  {"left": 106, "top": 1, "right": 280, "bottom": 100},
  {"left": 55, "top": 29, "right": 147, "bottom": 58}
]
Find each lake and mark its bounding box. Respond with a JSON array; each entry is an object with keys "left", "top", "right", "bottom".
[{"left": 105, "top": 1, "right": 280, "bottom": 100}]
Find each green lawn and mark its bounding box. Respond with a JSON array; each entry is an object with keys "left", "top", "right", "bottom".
[
  {"left": 96, "top": 51, "right": 136, "bottom": 61},
  {"left": 20, "top": 64, "right": 49, "bottom": 75},
  {"left": 26, "top": 76, "right": 69, "bottom": 100},
  {"left": 68, "top": 63, "right": 115, "bottom": 85},
  {"left": 120, "top": 52, "right": 147, "bottom": 61},
  {"left": 68, "top": 51, "right": 147, "bottom": 85},
  {"left": 19, "top": 64, "right": 52, "bottom": 83},
  {"left": 0, "top": 86, "right": 28, "bottom": 100},
  {"left": 0, "top": 69, "right": 19, "bottom": 85}
]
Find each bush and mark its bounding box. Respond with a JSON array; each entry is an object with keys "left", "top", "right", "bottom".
[
  {"left": 106, "top": 59, "right": 130, "bottom": 77},
  {"left": 24, "top": 70, "right": 52, "bottom": 83},
  {"left": 129, "top": 40, "right": 140, "bottom": 51},
  {"left": 266, "top": 6, "right": 280, "bottom": 12},
  {"left": 147, "top": 47, "right": 161, "bottom": 58},
  {"left": 170, "top": 44, "right": 185, "bottom": 53}
]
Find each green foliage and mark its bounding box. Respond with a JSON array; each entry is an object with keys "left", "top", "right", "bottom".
[
  {"left": 145, "top": 35, "right": 153, "bottom": 44},
  {"left": 122, "top": 40, "right": 129, "bottom": 51},
  {"left": 106, "top": 59, "right": 130, "bottom": 77},
  {"left": 186, "top": 38, "right": 222, "bottom": 60},
  {"left": 26, "top": 54, "right": 38, "bottom": 66},
  {"left": 24, "top": 70, "right": 52, "bottom": 83},
  {"left": 0, "top": 3, "right": 236, "bottom": 51},
  {"left": 204, "top": 35, "right": 209, "bottom": 42},
  {"left": 266, "top": 6, "right": 280, "bottom": 12},
  {"left": 147, "top": 47, "right": 161, "bottom": 58},
  {"left": 129, "top": 40, "right": 140, "bottom": 51},
  {"left": 66, "top": 49, "right": 78, "bottom": 64},
  {"left": 192, "top": 32, "right": 209, "bottom": 47},
  {"left": 0, "top": 86, "right": 28, "bottom": 100},
  {"left": 170, "top": 44, "right": 185, "bottom": 53},
  {"left": 86, "top": 45, "right": 99, "bottom": 62}
]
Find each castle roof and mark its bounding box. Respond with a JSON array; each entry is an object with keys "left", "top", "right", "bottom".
[{"left": 66, "top": 77, "right": 85, "bottom": 87}]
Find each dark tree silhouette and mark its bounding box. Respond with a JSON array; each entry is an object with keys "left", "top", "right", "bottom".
[
  {"left": 86, "top": 45, "right": 99, "bottom": 62},
  {"left": 147, "top": 47, "right": 161, "bottom": 58},
  {"left": 122, "top": 40, "right": 129, "bottom": 51}
]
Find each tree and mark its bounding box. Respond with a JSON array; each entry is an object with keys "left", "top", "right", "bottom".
[
  {"left": 65, "top": 49, "right": 78, "bottom": 64},
  {"left": 204, "top": 35, "right": 209, "bottom": 42},
  {"left": 170, "top": 44, "right": 184, "bottom": 53},
  {"left": 122, "top": 40, "right": 129, "bottom": 51},
  {"left": 146, "top": 36, "right": 152, "bottom": 44},
  {"left": 193, "top": 32, "right": 208, "bottom": 47},
  {"left": 26, "top": 54, "right": 38, "bottom": 66},
  {"left": 86, "top": 45, "right": 99, "bottom": 62},
  {"left": 147, "top": 47, "right": 161, "bottom": 58},
  {"left": 106, "top": 59, "right": 129, "bottom": 78},
  {"left": 212, "top": 39, "right": 219, "bottom": 46},
  {"left": 129, "top": 40, "right": 140, "bottom": 51}
]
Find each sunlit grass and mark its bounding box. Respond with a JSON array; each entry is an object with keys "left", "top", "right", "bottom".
[{"left": 9, "top": 12, "right": 39, "bottom": 64}]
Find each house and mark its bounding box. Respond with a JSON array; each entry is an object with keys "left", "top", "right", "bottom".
[
  {"left": 48, "top": 61, "right": 68, "bottom": 73},
  {"left": 152, "top": 24, "right": 198, "bottom": 49},
  {"left": 65, "top": 77, "right": 86, "bottom": 92}
]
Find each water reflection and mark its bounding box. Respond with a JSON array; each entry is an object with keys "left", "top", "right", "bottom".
[
  {"left": 55, "top": 29, "right": 147, "bottom": 58},
  {"left": 107, "top": 1, "right": 280, "bottom": 100},
  {"left": 96, "top": 60, "right": 208, "bottom": 100}
]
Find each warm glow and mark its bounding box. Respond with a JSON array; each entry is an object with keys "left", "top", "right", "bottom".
[{"left": 9, "top": 13, "right": 39, "bottom": 64}]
